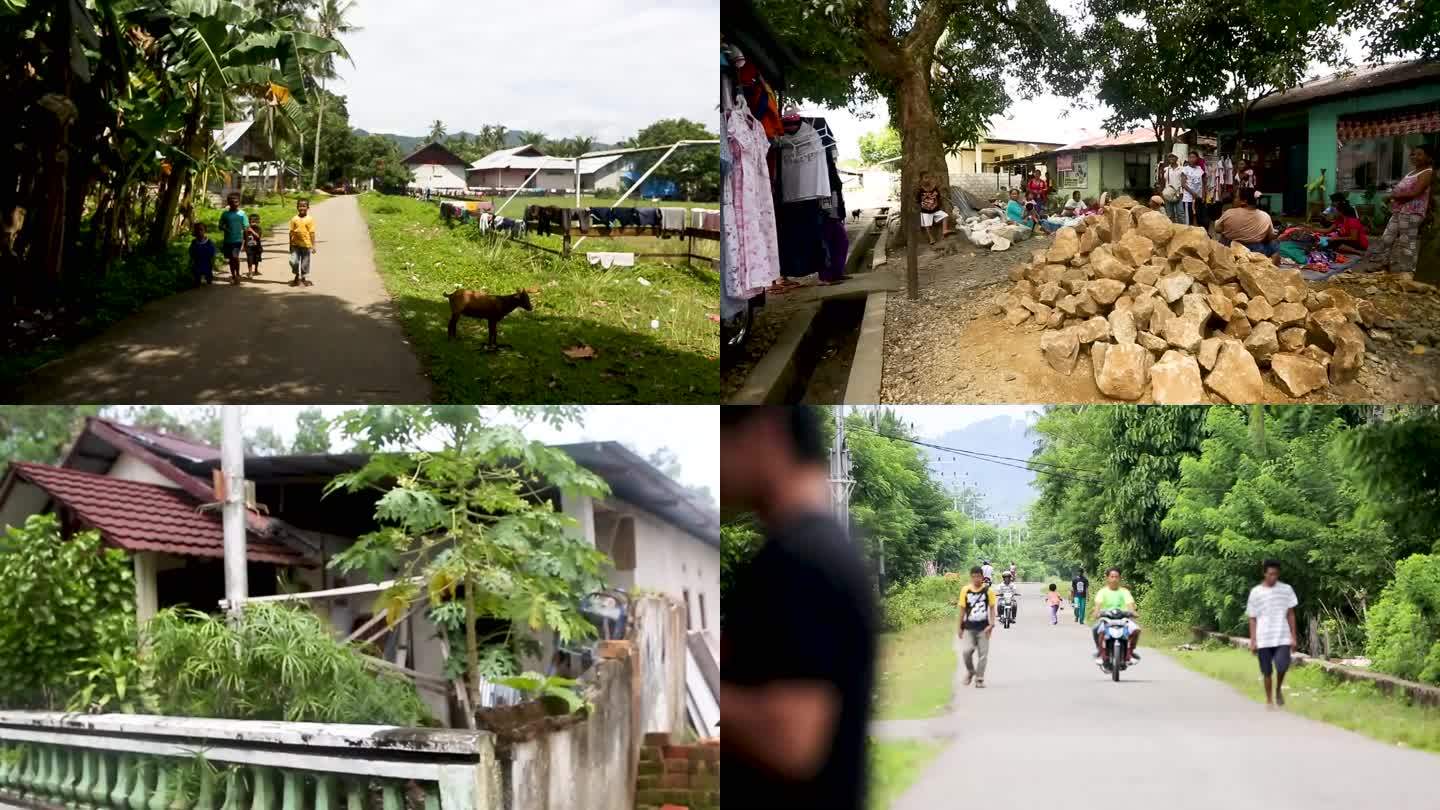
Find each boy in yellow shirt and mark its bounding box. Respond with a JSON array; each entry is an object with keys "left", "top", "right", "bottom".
[
  {"left": 288, "top": 199, "right": 317, "bottom": 287},
  {"left": 958, "top": 566, "right": 997, "bottom": 687}
]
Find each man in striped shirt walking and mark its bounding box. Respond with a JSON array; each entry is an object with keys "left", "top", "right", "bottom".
[{"left": 1247, "top": 560, "right": 1299, "bottom": 709}]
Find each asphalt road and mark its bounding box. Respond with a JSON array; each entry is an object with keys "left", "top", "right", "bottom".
[{"left": 875, "top": 582, "right": 1440, "bottom": 809}]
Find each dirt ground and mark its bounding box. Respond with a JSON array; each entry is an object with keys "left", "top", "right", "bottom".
[{"left": 881, "top": 235, "right": 1440, "bottom": 404}]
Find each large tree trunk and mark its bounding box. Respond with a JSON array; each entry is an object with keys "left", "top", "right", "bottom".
[
  {"left": 148, "top": 94, "right": 205, "bottom": 252},
  {"left": 894, "top": 67, "right": 951, "bottom": 263},
  {"left": 310, "top": 83, "right": 325, "bottom": 192}
]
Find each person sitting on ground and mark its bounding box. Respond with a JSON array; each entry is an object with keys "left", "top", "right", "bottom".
[
  {"left": 1078, "top": 197, "right": 1103, "bottom": 217},
  {"left": 1063, "top": 190, "right": 1085, "bottom": 215},
  {"left": 1312, "top": 195, "right": 1369, "bottom": 255},
  {"left": 915, "top": 171, "right": 951, "bottom": 245},
  {"left": 1214, "top": 190, "right": 1274, "bottom": 255},
  {"left": 1004, "top": 189, "right": 1027, "bottom": 225}
]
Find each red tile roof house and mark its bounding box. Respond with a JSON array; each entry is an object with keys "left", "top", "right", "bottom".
[{"left": 0, "top": 417, "right": 719, "bottom": 726}]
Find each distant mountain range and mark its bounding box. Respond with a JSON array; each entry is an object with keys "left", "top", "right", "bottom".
[
  {"left": 353, "top": 128, "right": 616, "bottom": 155},
  {"left": 922, "top": 415, "right": 1039, "bottom": 522}
]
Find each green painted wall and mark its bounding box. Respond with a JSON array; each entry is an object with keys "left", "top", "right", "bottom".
[{"left": 1304, "top": 84, "right": 1440, "bottom": 202}]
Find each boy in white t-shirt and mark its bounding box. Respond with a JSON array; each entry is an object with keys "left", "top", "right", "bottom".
[{"left": 1247, "top": 560, "right": 1299, "bottom": 708}]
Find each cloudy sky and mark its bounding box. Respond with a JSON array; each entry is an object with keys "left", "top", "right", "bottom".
[
  {"left": 813, "top": 21, "right": 1374, "bottom": 162},
  {"left": 147, "top": 406, "right": 718, "bottom": 504},
  {"left": 873, "top": 405, "right": 1041, "bottom": 439},
  {"left": 329, "top": 0, "right": 717, "bottom": 143}
]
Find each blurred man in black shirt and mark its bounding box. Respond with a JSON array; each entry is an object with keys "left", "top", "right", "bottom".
[{"left": 721, "top": 406, "right": 877, "bottom": 810}]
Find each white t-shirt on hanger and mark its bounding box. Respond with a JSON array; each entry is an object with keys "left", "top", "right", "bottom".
[{"left": 776, "top": 123, "right": 831, "bottom": 203}]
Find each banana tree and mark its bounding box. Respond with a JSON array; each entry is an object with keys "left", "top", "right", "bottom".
[{"left": 141, "top": 0, "right": 341, "bottom": 250}]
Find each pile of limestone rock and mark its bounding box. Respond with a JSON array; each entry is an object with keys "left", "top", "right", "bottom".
[{"left": 995, "top": 196, "right": 1382, "bottom": 403}]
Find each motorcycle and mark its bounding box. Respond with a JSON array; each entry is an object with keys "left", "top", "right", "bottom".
[
  {"left": 997, "top": 590, "right": 1017, "bottom": 629},
  {"left": 1096, "top": 609, "right": 1136, "bottom": 682}
]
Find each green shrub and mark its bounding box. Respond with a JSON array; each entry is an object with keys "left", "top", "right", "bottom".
[
  {"left": 883, "top": 576, "right": 963, "bottom": 632},
  {"left": 1366, "top": 553, "right": 1440, "bottom": 685},
  {"left": 144, "top": 603, "right": 434, "bottom": 726},
  {"left": 0, "top": 514, "right": 135, "bottom": 709}
]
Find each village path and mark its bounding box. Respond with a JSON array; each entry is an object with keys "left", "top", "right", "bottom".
[
  {"left": 15, "top": 195, "right": 432, "bottom": 404},
  {"left": 874, "top": 582, "right": 1440, "bottom": 810}
]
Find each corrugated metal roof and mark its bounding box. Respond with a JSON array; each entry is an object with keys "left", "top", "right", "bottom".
[
  {"left": 468, "top": 146, "right": 623, "bottom": 174},
  {"left": 9, "top": 462, "right": 305, "bottom": 565},
  {"left": 212, "top": 121, "right": 253, "bottom": 152},
  {"left": 1196, "top": 60, "right": 1440, "bottom": 122},
  {"left": 104, "top": 420, "right": 220, "bottom": 463}
]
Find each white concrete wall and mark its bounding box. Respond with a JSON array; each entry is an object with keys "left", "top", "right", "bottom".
[
  {"left": 409, "top": 163, "right": 469, "bottom": 190},
  {"left": 628, "top": 511, "right": 719, "bottom": 635},
  {"left": 591, "top": 163, "right": 625, "bottom": 192},
  {"left": 107, "top": 452, "right": 181, "bottom": 488}
]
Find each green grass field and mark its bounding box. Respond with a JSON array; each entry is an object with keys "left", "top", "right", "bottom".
[
  {"left": 1155, "top": 630, "right": 1440, "bottom": 753},
  {"left": 875, "top": 618, "right": 957, "bottom": 721},
  {"left": 868, "top": 740, "right": 944, "bottom": 810},
  {"left": 358, "top": 193, "right": 719, "bottom": 403}
]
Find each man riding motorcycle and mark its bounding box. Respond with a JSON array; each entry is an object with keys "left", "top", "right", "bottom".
[
  {"left": 996, "top": 572, "right": 1019, "bottom": 624},
  {"left": 1092, "top": 567, "right": 1140, "bottom": 663}
]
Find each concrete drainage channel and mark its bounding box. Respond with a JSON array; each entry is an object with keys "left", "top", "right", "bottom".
[{"left": 730, "top": 214, "right": 893, "bottom": 404}]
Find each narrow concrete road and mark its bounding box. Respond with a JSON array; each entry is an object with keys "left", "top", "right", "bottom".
[
  {"left": 16, "top": 195, "right": 430, "bottom": 403},
  {"left": 879, "top": 583, "right": 1440, "bottom": 809}
]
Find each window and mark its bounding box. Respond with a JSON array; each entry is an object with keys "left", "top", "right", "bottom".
[
  {"left": 1124, "top": 150, "right": 1156, "bottom": 194},
  {"left": 698, "top": 593, "right": 708, "bottom": 630},
  {"left": 1337, "top": 132, "right": 1439, "bottom": 193},
  {"left": 683, "top": 588, "right": 692, "bottom": 630},
  {"left": 1056, "top": 154, "right": 1088, "bottom": 189}
]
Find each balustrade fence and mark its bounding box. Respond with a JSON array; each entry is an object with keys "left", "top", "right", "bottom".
[{"left": 0, "top": 713, "right": 500, "bottom": 810}]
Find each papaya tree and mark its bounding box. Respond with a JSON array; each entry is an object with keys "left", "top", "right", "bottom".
[{"left": 324, "top": 406, "right": 612, "bottom": 725}]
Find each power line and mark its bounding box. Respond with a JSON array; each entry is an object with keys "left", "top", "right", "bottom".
[
  {"left": 914, "top": 436, "right": 1107, "bottom": 476},
  {"left": 846, "top": 424, "right": 1106, "bottom": 487}
]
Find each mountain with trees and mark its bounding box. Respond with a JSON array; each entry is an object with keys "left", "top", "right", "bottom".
[
  {"left": 353, "top": 128, "right": 616, "bottom": 158},
  {"left": 922, "top": 414, "right": 1038, "bottom": 521}
]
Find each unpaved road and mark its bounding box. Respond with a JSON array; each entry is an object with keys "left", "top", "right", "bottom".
[
  {"left": 875, "top": 583, "right": 1440, "bottom": 809},
  {"left": 14, "top": 195, "right": 431, "bottom": 403}
]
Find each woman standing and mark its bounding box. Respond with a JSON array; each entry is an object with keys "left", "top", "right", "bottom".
[
  {"left": 1026, "top": 170, "right": 1050, "bottom": 210},
  {"left": 1362, "top": 144, "right": 1433, "bottom": 274}
]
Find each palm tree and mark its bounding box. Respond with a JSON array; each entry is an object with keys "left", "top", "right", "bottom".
[
  {"left": 475, "top": 123, "right": 508, "bottom": 155},
  {"left": 307, "top": 0, "right": 360, "bottom": 191},
  {"left": 516, "top": 130, "right": 548, "bottom": 149},
  {"left": 429, "top": 120, "right": 447, "bottom": 142},
  {"left": 571, "top": 136, "right": 595, "bottom": 155}
]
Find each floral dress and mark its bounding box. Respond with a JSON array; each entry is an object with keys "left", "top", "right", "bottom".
[{"left": 723, "top": 106, "right": 780, "bottom": 299}]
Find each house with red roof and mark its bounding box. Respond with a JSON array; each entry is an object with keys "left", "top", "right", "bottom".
[{"left": 0, "top": 417, "right": 719, "bottom": 725}]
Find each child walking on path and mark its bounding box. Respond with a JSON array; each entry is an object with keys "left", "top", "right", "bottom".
[
  {"left": 288, "top": 199, "right": 317, "bottom": 287},
  {"left": 189, "top": 223, "right": 218, "bottom": 286},
  {"left": 218, "top": 193, "right": 248, "bottom": 285},
  {"left": 243, "top": 214, "right": 264, "bottom": 277},
  {"left": 1047, "top": 583, "right": 1063, "bottom": 625}
]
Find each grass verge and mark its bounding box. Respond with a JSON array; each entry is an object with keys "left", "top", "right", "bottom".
[
  {"left": 874, "top": 618, "right": 956, "bottom": 721},
  {"left": 868, "top": 739, "right": 943, "bottom": 810},
  {"left": 357, "top": 192, "right": 719, "bottom": 403},
  {"left": 1154, "top": 629, "right": 1440, "bottom": 753}
]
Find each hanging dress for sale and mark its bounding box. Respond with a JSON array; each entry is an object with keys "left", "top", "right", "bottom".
[{"left": 724, "top": 105, "right": 781, "bottom": 300}]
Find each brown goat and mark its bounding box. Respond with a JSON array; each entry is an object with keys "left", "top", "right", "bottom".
[{"left": 446, "top": 289, "right": 532, "bottom": 349}]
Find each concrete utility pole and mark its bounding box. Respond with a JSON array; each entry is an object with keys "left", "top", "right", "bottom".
[
  {"left": 221, "top": 405, "right": 248, "bottom": 620},
  {"left": 830, "top": 406, "right": 856, "bottom": 534}
]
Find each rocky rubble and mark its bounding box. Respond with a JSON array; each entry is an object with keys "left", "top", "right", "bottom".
[{"left": 992, "top": 196, "right": 1395, "bottom": 403}]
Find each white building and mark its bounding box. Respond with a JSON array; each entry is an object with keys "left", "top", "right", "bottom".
[
  {"left": 0, "top": 419, "right": 720, "bottom": 724},
  {"left": 401, "top": 142, "right": 470, "bottom": 192},
  {"left": 467, "top": 145, "right": 627, "bottom": 192}
]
